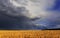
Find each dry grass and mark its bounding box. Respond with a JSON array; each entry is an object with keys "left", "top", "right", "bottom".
[{"left": 0, "top": 30, "right": 60, "bottom": 38}]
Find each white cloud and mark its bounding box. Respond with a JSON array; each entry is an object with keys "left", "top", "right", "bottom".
[{"left": 10, "top": 0, "right": 53, "bottom": 19}]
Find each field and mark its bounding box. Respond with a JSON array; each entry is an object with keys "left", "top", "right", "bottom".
[{"left": 0, "top": 30, "right": 59, "bottom": 38}]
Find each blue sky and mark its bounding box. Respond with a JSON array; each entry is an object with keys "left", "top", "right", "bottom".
[{"left": 33, "top": 0, "right": 60, "bottom": 29}]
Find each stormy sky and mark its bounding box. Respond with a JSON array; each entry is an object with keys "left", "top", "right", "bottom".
[{"left": 0, "top": 0, "right": 60, "bottom": 30}]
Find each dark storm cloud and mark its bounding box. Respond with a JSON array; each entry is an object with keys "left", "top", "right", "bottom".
[
  {"left": 0, "top": 13, "right": 35, "bottom": 30},
  {"left": 0, "top": 0, "right": 47, "bottom": 30},
  {"left": 0, "top": 11, "right": 46, "bottom": 30},
  {"left": 0, "top": 0, "right": 35, "bottom": 30}
]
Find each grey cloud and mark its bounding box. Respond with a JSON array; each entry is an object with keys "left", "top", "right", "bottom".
[{"left": 0, "top": 0, "right": 47, "bottom": 30}]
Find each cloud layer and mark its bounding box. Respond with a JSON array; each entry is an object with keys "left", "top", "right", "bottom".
[{"left": 0, "top": 0, "right": 60, "bottom": 29}]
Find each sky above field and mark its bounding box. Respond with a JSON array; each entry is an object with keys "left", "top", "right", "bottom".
[{"left": 0, "top": 0, "right": 60, "bottom": 29}]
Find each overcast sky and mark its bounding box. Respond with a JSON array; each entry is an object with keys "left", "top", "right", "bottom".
[{"left": 0, "top": 0, "right": 60, "bottom": 29}]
